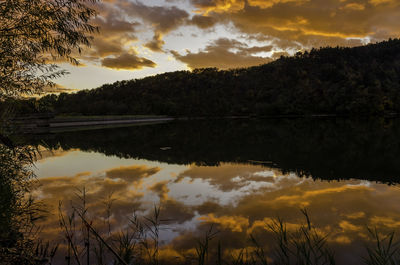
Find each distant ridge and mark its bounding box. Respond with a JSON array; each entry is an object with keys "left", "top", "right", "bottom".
[{"left": 8, "top": 39, "right": 400, "bottom": 116}]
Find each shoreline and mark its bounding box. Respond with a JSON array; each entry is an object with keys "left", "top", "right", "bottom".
[
  {"left": 51, "top": 117, "right": 174, "bottom": 128},
  {"left": 12, "top": 115, "right": 175, "bottom": 134},
  {"left": 12, "top": 113, "right": 400, "bottom": 134}
]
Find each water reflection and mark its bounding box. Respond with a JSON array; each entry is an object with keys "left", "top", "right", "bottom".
[
  {"left": 27, "top": 118, "right": 400, "bottom": 182},
  {"left": 30, "top": 118, "right": 400, "bottom": 264}
]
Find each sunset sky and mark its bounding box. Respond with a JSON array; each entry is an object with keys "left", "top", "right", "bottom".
[{"left": 56, "top": 0, "right": 400, "bottom": 91}]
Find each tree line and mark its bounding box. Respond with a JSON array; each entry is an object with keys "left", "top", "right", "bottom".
[{"left": 7, "top": 38, "right": 400, "bottom": 117}]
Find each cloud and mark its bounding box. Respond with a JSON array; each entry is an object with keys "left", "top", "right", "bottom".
[
  {"left": 159, "top": 199, "right": 196, "bottom": 224},
  {"left": 171, "top": 38, "right": 273, "bottom": 69},
  {"left": 248, "top": 0, "right": 310, "bottom": 9},
  {"left": 33, "top": 160, "right": 400, "bottom": 264},
  {"left": 59, "top": 0, "right": 400, "bottom": 73},
  {"left": 189, "top": 15, "right": 217, "bottom": 29},
  {"left": 149, "top": 180, "right": 170, "bottom": 200},
  {"left": 342, "top": 3, "right": 366, "bottom": 10},
  {"left": 369, "top": 0, "right": 396, "bottom": 6},
  {"left": 175, "top": 163, "right": 269, "bottom": 191},
  {"left": 37, "top": 164, "right": 160, "bottom": 202},
  {"left": 89, "top": 38, "right": 125, "bottom": 58},
  {"left": 118, "top": 1, "right": 189, "bottom": 33},
  {"left": 101, "top": 51, "right": 157, "bottom": 70},
  {"left": 189, "top": 0, "right": 400, "bottom": 49},
  {"left": 42, "top": 84, "right": 78, "bottom": 94},
  {"left": 88, "top": 2, "right": 139, "bottom": 59},
  {"left": 106, "top": 164, "right": 160, "bottom": 182},
  {"left": 89, "top": 7, "right": 140, "bottom": 58},
  {"left": 199, "top": 214, "right": 249, "bottom": 232},
  {"left": 195, "top": 200, "right": 223, "bottom": 215},
  {"left": 33, "top": 164, "right": 162, "bottom": 241},
  {"left": 191, "top": 0, "right": 245, "bottom": 13},
  {"left": 60, "top": 1, "right": 157, "bottom": 71},
  {"left": 168, "top": 177, "right": 400, "bottom": 263},
  {"left": 144, "top": 33, "right": 166, "bottom": 52},
  {"left": 117, "top": 0, "right": 189, "bottom": 52}
]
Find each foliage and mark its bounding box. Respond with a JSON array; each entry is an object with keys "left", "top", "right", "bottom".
[
  {"left": 31, "top": 38, "right": 400, "bottom": 116},
  {"left": 0, "top": 0, "right": 98, "bottom": 99},
  {"left": 58, "top": 197, "right": 166, "bottom": 265},
  {"left": 0, "top": 0, "right": 99, "bottom": 262},
  {"left": 267, "top": 209, "right": 335, "bottom": 265},
  {"left": 364, "top": 228, "right": 400, "bottom": 265},
  {"left": 55, "top": 198, "right": 400, "bottom": 265},
  {"left": 0, "top": 143, "right": 56, "bottom": 265}
]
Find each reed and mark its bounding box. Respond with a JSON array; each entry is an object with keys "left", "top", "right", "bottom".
[
  {"left": 364, "top": 227, "right": 400, "bottom": 265},
  {"left": 267, "top": 209, "right": 335, "bottom": 265},
  {"left": 54, "top": 197, "right": 400, "bottom": 265}
]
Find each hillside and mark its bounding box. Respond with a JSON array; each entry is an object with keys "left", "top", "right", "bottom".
[{"left": 12, "top": 39, "right": 400, "bottom": 116}]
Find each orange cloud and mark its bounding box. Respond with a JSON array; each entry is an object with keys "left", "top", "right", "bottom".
[
  {"left": 175, "top": 163, "right": 269, "bottom": 191},
  {"left": 171, "top": 38, "right": 273, "bottom": 69},
  {"left": 149, "top": 180, "right": 170, "bottom": 200},
  {"left": 191, "top": 0, "right": 245, "bottom": 14},
  {"left": 58, "top": 1, "right": 156, "bottom": 71},
  {"left": 88, "top": 2, "right": 139, "bottom": 57},
  {"left": 106, "top": 164, "right": 160, "bottom": 182},
  {"left": 343, "top": 3, "right": 366, "bottom": 10},
  {"left": 369, "top": 0, "right": 396, "bottom": 6},
  {"left": 101, "top": 51, "right": 157, "bottom": 70},
  {"left": 199, "top": 214, "right": 249, "bottom": 232},
  {"left": 248, "top": 0, "right": 310, "bottom": 9},
  {"left": 189, "top": 0, "right": 400, "bottom": 49},
  {"left": 144, "top": 33, "right": 166, "bottom": 52},
  {"left": 54, "top": 0, "right": 400, "bottom": 73}
]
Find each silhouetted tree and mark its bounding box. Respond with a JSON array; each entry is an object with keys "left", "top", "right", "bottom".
[
  {"left": 0, "top": 1, "right": 99, "bottom": 262},
  {"left": 0, "top": 0, "right": 98, "bottom": 99}
]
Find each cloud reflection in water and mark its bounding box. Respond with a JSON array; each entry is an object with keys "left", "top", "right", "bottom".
[{"left": 34, "top": 148, "right": 400, "bottom": 264}]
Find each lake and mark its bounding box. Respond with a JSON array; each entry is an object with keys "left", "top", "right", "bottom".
[{"left": 30, "top": 118, "right": 400, "bottom": 264}]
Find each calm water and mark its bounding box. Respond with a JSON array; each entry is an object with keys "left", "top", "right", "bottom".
[{"left": 30, "top": 118, "right": 400, "bottom": 264}]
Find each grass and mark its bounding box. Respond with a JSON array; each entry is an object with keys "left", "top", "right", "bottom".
[
  {"left": 53, "top": 192, "right": 400, "bottom": 265},
  {"left": 364, "top": 227, "right": 400, "bottom": 265},
  {"left": 266, "top": 209, "right": 335, "bottom": 265}
]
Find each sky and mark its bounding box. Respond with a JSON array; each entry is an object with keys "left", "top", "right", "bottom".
[{"left": 56, "top": 0, "right": 400, "bottom": 91}]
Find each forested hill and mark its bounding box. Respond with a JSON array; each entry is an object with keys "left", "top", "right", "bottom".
[{"left": 27, "top": 39, "right": 400, "bottom": 116}]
